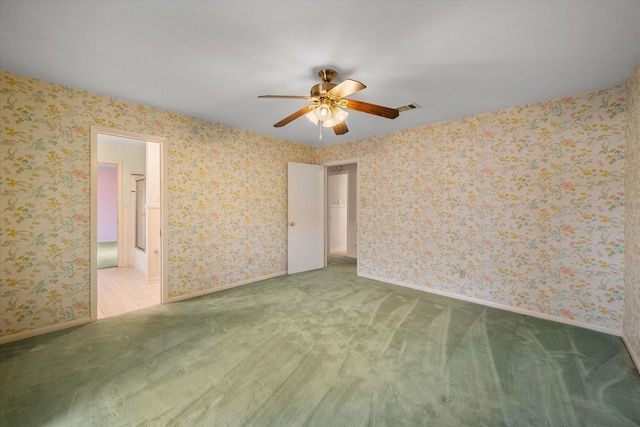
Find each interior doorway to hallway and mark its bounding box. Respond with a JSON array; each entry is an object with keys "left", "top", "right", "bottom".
[
  {"left": 326, "top": 162, "right": 358, "bottom": 266},
  {"left": 91, "top": 127, "right": 166, "bottom": 320}
]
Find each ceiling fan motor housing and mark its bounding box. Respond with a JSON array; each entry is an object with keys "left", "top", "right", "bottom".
[
  {"left": 310, "top": 83, "right": 337, "bottom": 98},
  {"left": 311, "top": 69, "right": 339, "bottom": 99}
]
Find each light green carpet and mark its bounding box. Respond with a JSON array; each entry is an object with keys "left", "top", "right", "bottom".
[
  {"left": 97, "top": 241, "right": 117, "bottom": 269},
  {"left": 1, "top": 255, "right": 639, "bottom": 426}
]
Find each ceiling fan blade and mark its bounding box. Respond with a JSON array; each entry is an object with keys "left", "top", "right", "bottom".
[
  {"left": 343, "top": 99, "right": 399, "bottom": 119},
  {"left": 328, "top": 79, "right": 366, "bottom": 99},
  {"left": 259, "top": 95, "right": 315, "bottom": 100},
  {"left": 273, "top": 106, "right": 312, "bottom": 127},
  {"left": 333, "top": 121, "right": 349, "bottom": 135}
]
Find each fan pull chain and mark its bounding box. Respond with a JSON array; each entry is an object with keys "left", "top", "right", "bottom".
[{"left": 319, "top": 124, "right": 323, "bottom": 140}]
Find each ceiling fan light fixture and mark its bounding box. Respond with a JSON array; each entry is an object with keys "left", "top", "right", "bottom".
[
  {"left": 322, "top": 106, "right": 348, "bottom": 128},
  {"left": 260, "top": 67, "right": 401, "bottom": 136},
  {"left": 315, "top": 103, "right": 332, "bottom": 121},
  {"left": 305, "top": 110, "right": 319, "bottom": 125}
]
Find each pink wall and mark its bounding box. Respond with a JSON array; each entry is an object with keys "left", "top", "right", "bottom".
[{"left": 98, "top": 165, "right": 118, "bottom": 242}]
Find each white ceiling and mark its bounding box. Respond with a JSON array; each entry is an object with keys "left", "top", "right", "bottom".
[{"left": 1, "top": 1, "right": 639, "bottom": 147}]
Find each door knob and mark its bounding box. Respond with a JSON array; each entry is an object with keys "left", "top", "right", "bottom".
[{"left": 289, "top": 222, "right": 296, "bottom": 227}]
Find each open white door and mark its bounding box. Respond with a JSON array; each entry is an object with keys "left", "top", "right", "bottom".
[{"left": 288, "top": 162, "right": 325, "bottom": 274}]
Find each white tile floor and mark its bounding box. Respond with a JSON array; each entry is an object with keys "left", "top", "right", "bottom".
[{"left": 97, "top": 267, "right": 160, "bottom": 318}]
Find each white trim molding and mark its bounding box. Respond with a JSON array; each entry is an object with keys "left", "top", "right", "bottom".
[
  {"left": 622, "top": 335, "right": 640, "bottom": 374},
  {"left": 358, "top": 273, "right": 623, "bottom": 337},
  {"left": 322, "top": 158, "right": 360, "bottom": 275},
  {"left": 0, "top": 318, "right": 91, "bottom": 345},
  {"left": 165, "top": 271, "right": 287, "bottom": 303},
  {"left": 91, "top": 126, "right": 168, "bottom": 321},
  {"left": 362, "top": 272, "right": 639, "bottom": 374},
  {"left": 0, "top": 271, "right": 287, "bottom": 344}
]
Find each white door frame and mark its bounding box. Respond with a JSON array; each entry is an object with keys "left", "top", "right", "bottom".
[
  {"left": 323, "top": 159, "right": 359, "bottom": 273},
  {"left": 90, "top": 126, "right": 168, "bottom": 321}
]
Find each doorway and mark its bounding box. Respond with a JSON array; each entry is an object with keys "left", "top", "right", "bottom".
[
  {"left": 328, "top": 173, "right": 348, "bottom": 255},
  {"left": 325, "top": 162, "right": 358, "bottom": 268},
  {"left": 91, "top": 127, "right": 167, "bottom": 320}
]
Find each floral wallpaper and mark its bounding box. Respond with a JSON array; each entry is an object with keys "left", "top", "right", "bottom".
[
  {"left": 317, "top": 85, "right": 627, "bottom": 331},
  {"left": 625, "top": 59, "right": 640, "bottom": 362},
  {"left": 0, "top": 71, "right": 314, "bottom": 337},
  {"left": 1, "top": 67, "right": 637, "bottom": 342}
]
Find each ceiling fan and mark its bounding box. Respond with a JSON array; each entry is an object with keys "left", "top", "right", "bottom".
[{"left": 259, "top": 69, "right": 400, "bottom": 137}]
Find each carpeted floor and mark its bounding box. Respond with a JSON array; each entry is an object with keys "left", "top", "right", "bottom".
[
  {"left": 1, "top": 255, "right": 639, "bottom": 426},
  {"left": 97, "top": 241, "right": 118, "bottom": 269}
]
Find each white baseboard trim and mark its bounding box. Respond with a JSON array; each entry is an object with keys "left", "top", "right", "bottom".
[
  {"left": 0, "top": 272, "right": 287, "bottom": 344},
  {"left": 3, "top": 271, "right": 635, "bottom": 374},
  {"left": 622, "top": 334, "right": 640, "bottom": 374},
  {"left": 0, "top": 317, "right": 91, "bottom": 345},
  {"left": 358, "top": 273, "right": 623, "bottom": 337},
  {"left": 166, "top": 271, "right": 287, "bottom": 303},
  {"left": 147, "top": 277, "right": 160, "bottom": 286}
]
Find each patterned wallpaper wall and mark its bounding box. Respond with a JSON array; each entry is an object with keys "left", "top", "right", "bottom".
[
  {"left": 625, "top": 59, "right": 640, "bottom": 360},
  {"left": 317, "top": 85, "right": 627, "bottom": 331},
  {"left": 1, "top": 69, "right": 636, "bottom": 341},
  {"left": 0, "top": 72, "right": 315, "bottom": 337}
]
